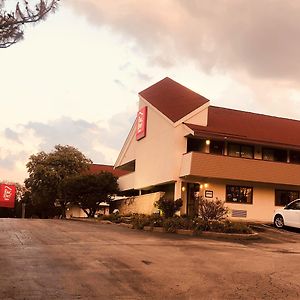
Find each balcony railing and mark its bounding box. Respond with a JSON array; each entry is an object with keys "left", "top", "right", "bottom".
[{"left": 180, "top": 152, "right": 300, "bottom": 186}]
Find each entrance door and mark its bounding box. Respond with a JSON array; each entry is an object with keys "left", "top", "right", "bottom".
[{"left": 187, "top": 183, "right": 200, "bottom": 217}]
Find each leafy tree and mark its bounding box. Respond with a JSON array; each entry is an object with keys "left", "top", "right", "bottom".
[
  {"left": 62, "top": 172, "right": 119, "bottom": 218},
  {"left": 0, "top": 0, "right": 59, "bottom": 48},
  {"left": 25, "top": 145, "right": 92, "bottom": 218}
]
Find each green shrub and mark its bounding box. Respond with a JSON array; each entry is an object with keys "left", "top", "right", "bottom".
[
  {"left": 198, "top": 197, "right": 229, "bottom": 221},
  {"left": 221, "top": 221, "right": 253, "bottom": 234},
  {"left": 131, "top": 214, "right": 151, "bottom": 230},
  {"left": 155, "top": 197, "right": 183, "bottom": 218}
]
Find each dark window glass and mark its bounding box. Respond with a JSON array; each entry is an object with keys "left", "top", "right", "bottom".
[
  {"left": 241, "top": 145, "right": 254, "bottom": 159},
  {"left": 226, "top": 185, "right": 253, "bottom": 204},
  {"left": 275, "top": 190, "right": 299, "bottom": 206},
  {"left": 210, "top": 140, "right": 224, "bottom": 155},
  {"left": 228, "top": 143, "right": 240, "bottom": 157},
  {"left": 187, "top": 138, "right": 204, "bottom": 152},
  {"left": 290, "top": 150, "right": 300, "bottom": 164},
  {"left": 263, "top": 148, "right": 287, "bottom": 162},
  {"left": 228, "top": 143, "right": 253, "bottom": 159}
]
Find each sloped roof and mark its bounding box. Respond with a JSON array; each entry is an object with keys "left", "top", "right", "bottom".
[
  {"left": 139, "top": 77, "right": 209, "bottom": 122},
  {"left": 185, "top": 106, "right": 300, "bottom": 149},
  {"left": 88, "top": 164, "right": 129, "bottom": 178}
]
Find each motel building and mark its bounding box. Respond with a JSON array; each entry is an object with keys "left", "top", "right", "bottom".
[{"left": 114, "top": 77, "right": 300, "bottom": 223}]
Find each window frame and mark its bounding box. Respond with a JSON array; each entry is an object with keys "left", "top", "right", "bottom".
[
  {"left": 226, "top": 185, "right": 253, "bottom": 204},
  {"left": 228, "top": 143, "right": 254, "bottom": 159}
]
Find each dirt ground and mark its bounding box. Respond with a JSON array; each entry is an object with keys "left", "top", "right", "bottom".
[{"left": 0, "top": 219, "right": 299, "bottom": 300}]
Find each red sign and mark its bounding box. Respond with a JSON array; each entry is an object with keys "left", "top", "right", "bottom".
[
  {"left": 0, "top": 184, "right": 16, "bottom": 208},
  {"left": 136, "top": 106, "right": 148, "bottom": 140}
]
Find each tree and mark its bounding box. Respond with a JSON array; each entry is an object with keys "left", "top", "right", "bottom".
[
  {"left": 0, "top": 0, "right": 59, "bottom": 48},
  {"left": 25, "top": 145, "right": 92, "bottom": 218},
  {"left": 62, "top": 172, "right": 119, "bottom": 218}
]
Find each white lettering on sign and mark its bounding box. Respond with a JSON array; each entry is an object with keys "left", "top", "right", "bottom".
[
  {"left": 3, "top": 186, "right": 12, "bottom": 201},
  {"left": 137, "top": 111, "right": 144, "bottom": 134}
]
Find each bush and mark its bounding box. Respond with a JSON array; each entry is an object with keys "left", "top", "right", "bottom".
[
  {"left": 131, "top": 214, "right": 151, "bottom": 229},
  {"left": 155, "top": 197, "right": 183, "bottom": 218},
  {"left": 198, "top": 197, "right": 228, "bottom": 221}
]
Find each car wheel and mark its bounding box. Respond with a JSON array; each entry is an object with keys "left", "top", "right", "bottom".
[{"left": 274, "top": 214, "right": 284, "bottom": 228}]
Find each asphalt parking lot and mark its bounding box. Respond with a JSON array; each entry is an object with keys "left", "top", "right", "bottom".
[{"left": 0, "top": 219, "right": 299, "bottom": 300}]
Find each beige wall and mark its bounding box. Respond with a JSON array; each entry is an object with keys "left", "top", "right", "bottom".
[
  {"left": 66, "top": 205, "right": 87, "bottom": 218},
  {"left": 114, "top": 192, "right": 164, "bottom": 215},
  {"left": 117, "top": 96, "right": 195, "bottom": 190},
  {"left": 179, "top": 179, "right": 284, "bottom": 222}
]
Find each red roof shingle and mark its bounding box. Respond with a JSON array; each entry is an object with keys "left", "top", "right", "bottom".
[
  {"left": 185, "top": 106, "right": 300, "bottom": 149},
  {"left": 139, "top": 77, "right": 209, "bottom": 122},
  {"left": 88, "top": 164, "right": 129, "bottom": 178}
]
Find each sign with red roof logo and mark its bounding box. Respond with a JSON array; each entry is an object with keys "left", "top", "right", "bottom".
[
  {"left": 0, "top": 184, "right": 16, "bottom": 208},
  {"left": 136, "top": 106, "right": 148, "bottom": 141}
]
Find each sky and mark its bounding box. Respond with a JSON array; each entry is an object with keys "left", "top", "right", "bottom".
[{"left": 1, "top": 0, "right": 300, "bottom": 183}]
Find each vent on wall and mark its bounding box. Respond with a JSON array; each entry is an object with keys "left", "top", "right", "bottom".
[{"left": 231, "top": 209, "right": 247, "bottom": 218}]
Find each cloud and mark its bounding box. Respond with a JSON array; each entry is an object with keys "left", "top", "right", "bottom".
[
  {"left": 66, "top": 0, "right": 300, "bottom": 85},
  {"left": 0, "top": 109, "right": 136, "bottom": 182}
]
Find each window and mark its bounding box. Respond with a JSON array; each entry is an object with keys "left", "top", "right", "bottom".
[
  {"left": 262, "top": 148, "right": 287, "bottom": 162},
  {"left": 187, "top": 138, "right": 204, "bottom": 152},
  {"left": 290, "top": 150, "right": 300, "bottom": 164},
  {"left": 228, "top": 143, "right": 254, "bottom": 159},
  {"left": 210, "top": 140, "right": 224, "bottom": 155},
  {"left": 275, "top": 190, "right": 300, "bottom": 206},
  {"left": 226, "top": 185, "right": 253, "bottom": 204}
]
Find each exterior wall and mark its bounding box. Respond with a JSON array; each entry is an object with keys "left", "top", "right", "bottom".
[
  {"left": 181, "top": 151, "right": 300, "bottom": 186},
  {"left": 184, "top": 106, "right": 209, "bottom": 126},
  {"left": 66, "top": 205, "right": 87, "bottom": 218},
  {"left": 117, "top": 97, "right": 194, "bottom": 191},
  {"left": 180, "top": 179, "right": 300, "bottom": 222},
  {"left": 200, "top": 181, "right": 275, "bottom": 222},
  {"left": 113, "top": 192, "right": 164, "bottom": 215}
]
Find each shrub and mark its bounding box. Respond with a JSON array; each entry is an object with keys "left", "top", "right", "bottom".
[
  {"left": 154, "top": 197, "right": 183, "bottom": 218},
  {"left": 131, "top": 214, "right": 151, "bottom": 230},
  {"left": 198, "top": 197, "right": 228, "bottom": 222}
]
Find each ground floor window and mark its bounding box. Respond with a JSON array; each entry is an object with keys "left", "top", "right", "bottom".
[
  {"left": 275, "top": 190, "right": 300, "bottom": 206},
  {"left": 226, "top": 185, "right": 253, "bottom": 204}
]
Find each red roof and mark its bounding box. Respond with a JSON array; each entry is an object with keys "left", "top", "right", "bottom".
[
  {"left": 185, "top": 106, "right": 300, "bottom": 149},
  {"left": 139, "top": 77, "right": 209, "bottom": 122},
  {"left": 88, "top": 164, "right": 129, "bottom": 177}
]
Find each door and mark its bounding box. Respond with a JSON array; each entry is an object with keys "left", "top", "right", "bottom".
[{"left": 187, "top": 183, "right": 200, "bottom": 217}]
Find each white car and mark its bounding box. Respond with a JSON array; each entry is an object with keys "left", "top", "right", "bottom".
[{"left": 273, "top": 199, "right": 300, "bottom": 229}]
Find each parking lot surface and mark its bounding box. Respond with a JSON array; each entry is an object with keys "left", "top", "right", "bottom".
[{"left": 0, "top": 219, "right": 299, "bottom": 299}]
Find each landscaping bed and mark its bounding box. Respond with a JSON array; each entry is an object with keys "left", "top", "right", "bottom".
[{"left": 99, "top": 213, "right": 255, "bottom": 237}]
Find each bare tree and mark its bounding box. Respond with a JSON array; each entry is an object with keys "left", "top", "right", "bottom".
[{"left": 0, "top": 0, "right": 59, "bottom": 48}]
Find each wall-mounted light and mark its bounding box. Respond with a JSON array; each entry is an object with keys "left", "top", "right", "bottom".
[
  {"left": 181, "top": 186, "right": 186, "bottom": 192},
  {"left": 204, "top": 183, "right": 209, "bottom": 188},
  {"left": 205, "top": 139, "right": 211, "bottom": 146},
  {"left": 200, "top": 184, "right": 203, "bottom": 189}
]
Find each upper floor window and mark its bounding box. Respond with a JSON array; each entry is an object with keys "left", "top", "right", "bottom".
[
  {"left": 228, "top": 143, "right": 254, "bottom": 159},
  {"left": 187, "top": 138, "right": 205, "bottom": 152},
  {"left": 210, "top": 140, "right": 224, "bottom": 155},
  {"left": 290, "top": 150, "right": 300, "bottom": 164},
  {"left": 262, "top": 148, "right": 287, "bottom": 162},
  {"left": 275, "top": 190, "right": 300, "bottom": 206}
]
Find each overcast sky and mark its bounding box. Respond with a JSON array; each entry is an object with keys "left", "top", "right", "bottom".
[{"left": 1, "top": 0, "right": 300, "bottom": 183}]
